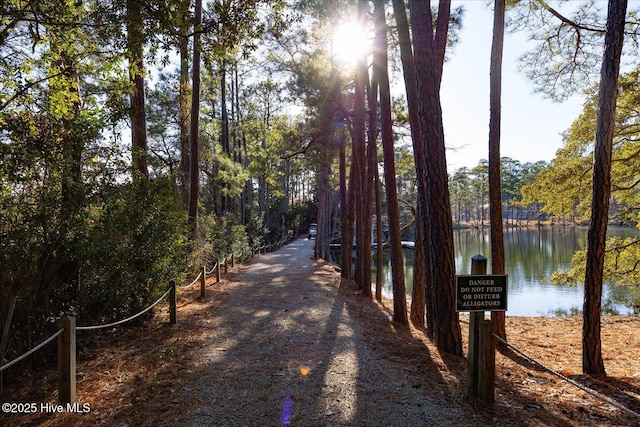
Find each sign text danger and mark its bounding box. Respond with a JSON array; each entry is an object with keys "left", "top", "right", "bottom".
[{"left": 456, "top": 275, "right": 508, "bottom": 312}]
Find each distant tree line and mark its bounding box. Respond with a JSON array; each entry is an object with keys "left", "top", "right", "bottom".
[{"left": 448, "top": 158, "right": 549, "bottom": 228}]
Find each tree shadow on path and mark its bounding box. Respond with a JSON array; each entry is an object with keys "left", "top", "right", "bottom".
[{"left": 174, "top": 238, "right": 479, "bottom": 426}]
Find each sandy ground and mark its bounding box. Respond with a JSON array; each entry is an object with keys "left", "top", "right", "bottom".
[{"left": 2, "top": 237, "right": 639, "bottom": 426}]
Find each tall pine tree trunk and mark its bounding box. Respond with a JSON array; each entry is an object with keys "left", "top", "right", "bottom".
[
  {"left": 392, "top": 0, "right": 428, "bottom": 330},
  {"left": 409, "top": 0, "right": 462, "bottom": 355},
  {"left": 353, "top": 0, "right": 371, "bottom": 295},
  {"left": 179, "top": 22, "right": 191, "bottom": 210},
  {"left": 220, "top": 58, "right": 229, "bottom": 213},
  {"left": 126, "top": 0, "right": 148, "bottom": 180},
  {"left": 339, "top": 122, "right": 351, "bottom": 280},
  {"left": 583, "top": 0, "right": 627, "bottom": 376},
  {"left": 54, "top": 38, "right": 83, "bottom": 302},
  {"left": 188, "top": 0, "right": 203, "bottom": 236},
  {"left": 342, "top": 129, "right": 355, "bottom": 281},
  {"left": 315, "top": 158, "right": 332, "bottom": 260},
  {"left": 489, "top": 0, "right": 506, "bottom": 341},
  {"left": 374, "top": 0, "right": 407, "bottom": 324},
  {"left": 374, "top": 159, "right": 384, "bottom": 302},
  {"left": 364, "top": 13, "right": 378, "bottom": 299},
  {"left": 221, "top": 59, "right": 230, "bottom": 155}
]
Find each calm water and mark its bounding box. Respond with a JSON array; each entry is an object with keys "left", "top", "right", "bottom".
[{"left": 373, "top": 227, "right": 640, "bottom": 317}]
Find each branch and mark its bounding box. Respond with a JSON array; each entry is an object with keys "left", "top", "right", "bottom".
[
  {"left": 606, "top": 237, "right": 640, "bottom": 253},
  {"left": 279, "top": 130, "right": 321, "bottom": 160},
  {"left": 0, "top": 70, "right": 66, "bottom": 112},
  {"left": 399, "top": 217, "right": 416, "bottom": 236},
  {"left": 612, "top": 177, "right": 640, "bottom": 192},
  {"left": 371, "top": 188, "right": 417, "bottom": 257},
  {"left": 396, "top": 194, "right": 416, "bottom": 217},
  {"left": 371, "top": 217, "right": 416, "bottom": 256},
  {"left": 536, "top": 0, "right": 605, "bottom": 33},
  {"left": 612, "top": 258, "right": 640, "bottom": 277},
  {"left": 613, "top": 142, "right": 640, "bottom": 163}
]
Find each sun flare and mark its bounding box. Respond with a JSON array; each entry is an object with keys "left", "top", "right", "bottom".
[{"left": 331, "top": 23, "right": 370, "bottom": 66}]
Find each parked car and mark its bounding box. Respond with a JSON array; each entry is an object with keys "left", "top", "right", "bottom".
[{"left": 308, "top": 223, "right": 317, "bottom": 239}]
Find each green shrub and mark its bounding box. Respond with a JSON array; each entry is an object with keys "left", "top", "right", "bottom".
[
  {"left": 78, "top": 177, "right": 188, "bottom": 325},
  {"left": 199, "top": 213, "right": 251, "bottom": 266}
]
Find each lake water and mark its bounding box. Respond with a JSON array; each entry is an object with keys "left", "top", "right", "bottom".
[{"left": 373, "top": 227, "right": 640, "bottom": 317}]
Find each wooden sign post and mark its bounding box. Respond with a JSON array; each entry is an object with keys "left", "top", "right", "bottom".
[{"left": 457, "top": 254, "right": 507, "bottom": 403}]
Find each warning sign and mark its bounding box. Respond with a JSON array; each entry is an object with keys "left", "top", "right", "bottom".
[{"left": 456, "top": 275, "right": 508, "bottom": 312}]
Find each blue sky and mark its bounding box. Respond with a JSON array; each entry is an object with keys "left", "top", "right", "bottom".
[{"left": 440, "top": 1, "right": 585, "bottom": 171}]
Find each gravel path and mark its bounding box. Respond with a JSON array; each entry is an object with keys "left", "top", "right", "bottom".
[{"left": 177, "top": 238, "right": 475, "bottom": 426}]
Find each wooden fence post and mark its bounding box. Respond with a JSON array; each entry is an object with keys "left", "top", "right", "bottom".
[
  {"left": 200, "top": 266, "right": 206, "bottom": 298},
  {"left": 169, "top": 281, "right": 177, "bottom": 324},
  {"left": 57, "top": 316, "right": 76, "bottom": 404},
  {"left": 468, "top": 254, "right": 487, "bottom": 399},
  {"left": 230, "top": 253, "right": 234, "bottom": 268},
  {"left": 478, "top": 319, "right": 496, "bottom": 403},
  {"left": 216, "top": 260, "right": 221, "bottom": 283}
]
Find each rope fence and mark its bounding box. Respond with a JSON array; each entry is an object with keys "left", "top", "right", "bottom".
[
  {"left": 0, "top": 330, "right": 63, "bottom": 372},
  {"left": 181, "top": 235, "right": 290, "bottom": 294},
  {"left": 206, "top": 261, "right": 218, "bottom": 276},
  {"left": 0, "top": 234, "right": 291, "bottom": 405},
  {"left": 493, "top": 333, "right": 640, "bottom": 419},
  {"left": 77, "top": 286, "right": 174, "bottom": 331},
  {"left": 185, "top": 270, "right": 203, "bottom": 289}
]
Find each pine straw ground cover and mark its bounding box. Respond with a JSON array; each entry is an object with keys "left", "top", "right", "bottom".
[{"left": 1, "top": 250, "right": 639, "bottom": 426}]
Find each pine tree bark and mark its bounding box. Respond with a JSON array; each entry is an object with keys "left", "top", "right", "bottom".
[
  {"left": 221, "top": 59, "right": 230, "bottom": 156},
  {"left": 126, "top": 0, "right": 148, "bottom": 180},
  {"left": 364, "top": 5, "right": 377, "bottom": 299},
  {"left": 188, "top": 0, "right": 203, "bottom": 236},
  {"left": 179, "top": 23, "right": 191, "bottom": 211},
  {"left": 315, "top": 160, "right": 332, "bottom": 260},
  {"left": 353, "top": 0, "right": 371, "bottom": 296},
  {"left": 343, "top": 136, "right": 356, "bottom": 281},
  {"left": 489, "top": 0, "right": 507, "bottom": 341},
  {"left": 339, "top": 122, "right": 353, "bottom": 280},
  {"left": 392, "top": 0, "right": 428, "bottom": 330},
  {"left": 55, "top": 48, "right": 82, "bottom": 301},
  {"left": 374, "top": 160, "right": 384, "bottom": 303},
  {"left": 220, "top": 59, "right": 229, "bottom": 213},
  {"left": 583, "top": 0, "right": 627, "bottom": 376},
  {"left": 374, "top": 0, "right": 407, "bottom": 324},
  {"left": 409, "top": 0, "right": 462, "bottom": 355}
]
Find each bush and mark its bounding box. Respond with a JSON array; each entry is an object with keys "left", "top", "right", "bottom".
[
  {"left": 78, "top": 177, "right": 188, "bottom": 325},
  {"left": 198, "top": 213, "right": 251, "bottom": 266},
  {"left": 0, "top": 174, "right": 188, "bottom": 370}
]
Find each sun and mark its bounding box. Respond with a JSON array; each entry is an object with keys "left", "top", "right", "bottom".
[{"left": 330, "top": 22, "right": 370, "bottom": 67}]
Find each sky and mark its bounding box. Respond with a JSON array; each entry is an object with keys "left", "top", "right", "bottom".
[{"left": 440, "top": 1, "right": 586, "bottom": 171}]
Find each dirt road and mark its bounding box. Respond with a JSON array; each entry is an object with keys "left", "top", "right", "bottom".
[{"left": 176, "top": 237, "right": 474, "bottom": 426}]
